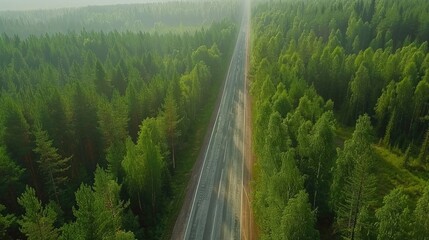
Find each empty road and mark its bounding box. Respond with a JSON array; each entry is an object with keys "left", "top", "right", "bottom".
[{"left": 172, "top": 1, "right": 250, "bottom": 239}]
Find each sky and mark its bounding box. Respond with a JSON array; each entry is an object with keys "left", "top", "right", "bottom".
[{"left": 0, "top": 0, "right": 162, "bottom": 11}]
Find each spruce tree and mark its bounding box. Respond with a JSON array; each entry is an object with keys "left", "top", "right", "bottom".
[{"left": 17, "top": 186, "right": 59, "bottom": 240}]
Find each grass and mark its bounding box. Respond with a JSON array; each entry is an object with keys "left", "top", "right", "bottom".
[
  {"left": 372, "top": 145, "right": 427, "bottom": 205},
  {"left": 333, "top": 125, "right": 353, "bottom": 148}
]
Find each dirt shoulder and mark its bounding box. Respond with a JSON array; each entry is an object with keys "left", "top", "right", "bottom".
[{"left": 241, "top": 15, "right": 257, "bottom": 240}]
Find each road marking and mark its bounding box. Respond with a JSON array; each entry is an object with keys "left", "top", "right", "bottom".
[
  {"left": 184, "top": 27, "right": 242, "bottom": 239},
  {"left": 210, "top": 168, "right": 224, "bottom": 240},
  {"left": 223, "top": 145, "right": 227, "bottom": 163}
]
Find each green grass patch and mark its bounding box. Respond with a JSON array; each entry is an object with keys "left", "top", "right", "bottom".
[
  {"left": 333, "top": 125, "right": 353, "bottom": 148},
  {"left": 372, "top": 145, "right": 426, "bottom": 205}
]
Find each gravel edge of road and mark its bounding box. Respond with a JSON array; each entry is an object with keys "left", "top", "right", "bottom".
[{"left": 241, "top": 5, "right": 257, "bottom": 238}]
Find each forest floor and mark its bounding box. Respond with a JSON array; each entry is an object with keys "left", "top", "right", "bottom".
[{"left": 372, "top": 145, "right": 428, "bottom": 205}]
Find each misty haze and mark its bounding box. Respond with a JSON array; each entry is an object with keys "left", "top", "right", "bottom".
[{"left": 0, "top": 0, "right": 169, "bottom": 11}]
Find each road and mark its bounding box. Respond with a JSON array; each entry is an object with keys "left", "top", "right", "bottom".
[{"left": 172, "top": 1, "right": 250, "bottom": 239}]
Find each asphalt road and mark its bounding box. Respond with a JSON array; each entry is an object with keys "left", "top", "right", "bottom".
[{"left": 176, "top": 4, "right": 249, "bottom": 239}]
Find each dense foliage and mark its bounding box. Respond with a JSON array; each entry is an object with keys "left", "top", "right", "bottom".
[
  {"left": 0, "top": 2, "right": 238, "bottom": 239},
  {"left": 251, "top": 0, "right": 429, "bottom": 239}
]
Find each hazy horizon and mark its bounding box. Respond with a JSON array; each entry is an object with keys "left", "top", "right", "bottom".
[{"left": 0, "top": 0, "right": 173, "bottom": 11}]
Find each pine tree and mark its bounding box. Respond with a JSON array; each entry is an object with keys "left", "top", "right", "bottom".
[
  {"left": 92, "top": 167, "right": 131, "bottom": 239},
  {"left": 0, "top": 146, "right": 24, "bottom": 208},
  {"left": 17, "top": 186, "right": 59, "bottom": 240},
  {"left": 331, "top": 115, "right": 376, "bottom": 239},
  {"left": 0, "top": 204, "right": 15, "bottom": 239},
  {"left": 336, "top": 155, "right": 376, "bottom": 240},
  {"left": 62, "top": 168, "right": 134, "bottom": 240},
  {"left": 68, "top": 184, "right": 96, "bottom": 240},
  {"left": 33, "top": 127, "right": 71, "bottom": 203},
  {"left": 95, "top": 60, "right": 111, "bottom": 98}
]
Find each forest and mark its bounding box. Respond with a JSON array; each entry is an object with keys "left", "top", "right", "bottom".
[
  {"left": 0, "top": 2, "right": 238, "bottom": 239},
  {"left": 250, "top": 0, "right": 429, "bottom": 239}
]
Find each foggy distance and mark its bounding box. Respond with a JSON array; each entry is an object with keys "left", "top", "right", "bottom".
[{"left": 0, "top": 0, "right": 175, "bottom": 11}]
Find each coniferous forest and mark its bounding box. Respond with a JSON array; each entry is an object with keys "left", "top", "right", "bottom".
[
  {"left": 0, "top": 2, "right": 238, "bottom": 239},
  {"left": 251, "top": 0, "right": 429, "bottom": 239},
  {"left": 1, "top": 0, "right": 429, "bottom": 239}
]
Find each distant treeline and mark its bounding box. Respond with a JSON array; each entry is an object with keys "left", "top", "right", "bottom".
[{"left": 0, "top": 1, "right": 239, "bottom": 37}]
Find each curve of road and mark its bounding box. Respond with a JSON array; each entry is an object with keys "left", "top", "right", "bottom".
[{"left": 172, "top": 1, "right": 250, "bottom": 239}]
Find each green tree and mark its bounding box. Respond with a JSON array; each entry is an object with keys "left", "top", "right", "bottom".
[
  {"left": 161, "top": 88, "right": 181, "bottom": 169},
  {"left": 413, "top": 185, "right": 429, "bottom": 239},
  {"left": 375, "top": 188, "right": 412, "bottom": 240},
  {"left": 17, "top": 186, "right": 59, "bottom": 240},
  {"left": 308, "top": 111, "right": 336, "bottom": 210},
  {"left": 37, "top": 87, "right": 72, "bottom": 158},
  {"left": 281, "top": 190, "right": 319, "bottom": 240},
  {"left": 350, "top": 64, "right": 371, "bottom": 119},
  {"left": 136, "top": 119, "right": 164, "bottom": 217},
  {"left": 97, "top": 93, "right": 129, "bottom": 178},
  {"left": 95, "top": 60, "right": 112, "bottom": 98},
  {"left": 92, "top": 167, "right": 132, "bottom": 239},
  {"left": 62, "top": 167, "right": 134, "bottom": 240},
  {"left": 122, "top": 138, "right": 143, "bottom": 210},
  {"left": 122, "top": 118, "right": 164, "bottom": 219},
  {"left": 418, "top": 128, "right": 429, "bottom": 164},
  {"left": 66, "top": 184, "right": 96, "bottom": 240},
  {"left": 1, "top": 97, "right": 37, "bottom": 189},
  {"left": 354, "top": 206, "right": 375, "bottom": 240},
  {"left": 0, "top": 146, "right": 24, "bottom": 208},
  {"left": 331, "top": 115, "right": 376, "bottom": 239},
  {"left": 71, "top": 83, "right": 102, "bottom": 174},
  {"left": 0, "top": 204, "right": 15, "bottom": 239},
  {"left": 33, "top": 127, "right": 71, "bottom": 203}
]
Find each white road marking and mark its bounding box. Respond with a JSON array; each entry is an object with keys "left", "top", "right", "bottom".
[{"left": 210, "top": 168, "right": 224, "bottom": 240}]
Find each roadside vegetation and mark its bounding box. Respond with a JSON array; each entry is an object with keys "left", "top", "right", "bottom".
[{"left": 250, "top": 0, "right": 429, "bottom": 239}]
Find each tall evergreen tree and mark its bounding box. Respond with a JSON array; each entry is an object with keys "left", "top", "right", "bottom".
[
  {"left": 17, "top": 186, "right": 59, "bottom": 240},
  {"left": 0, "top": 146, "right": 24, "bottom": 208},
  {"left": 62, "top": 167, "right": 134, "bottom": 240},
  {"left": 0, "top": 204, "right": 15, "bottom": 239},
  {"left": 33, "top": 127, "right": 71, "bottom": 203},
  {"left": 331, "top": 115, "right": 376, "bottom": 239}
]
